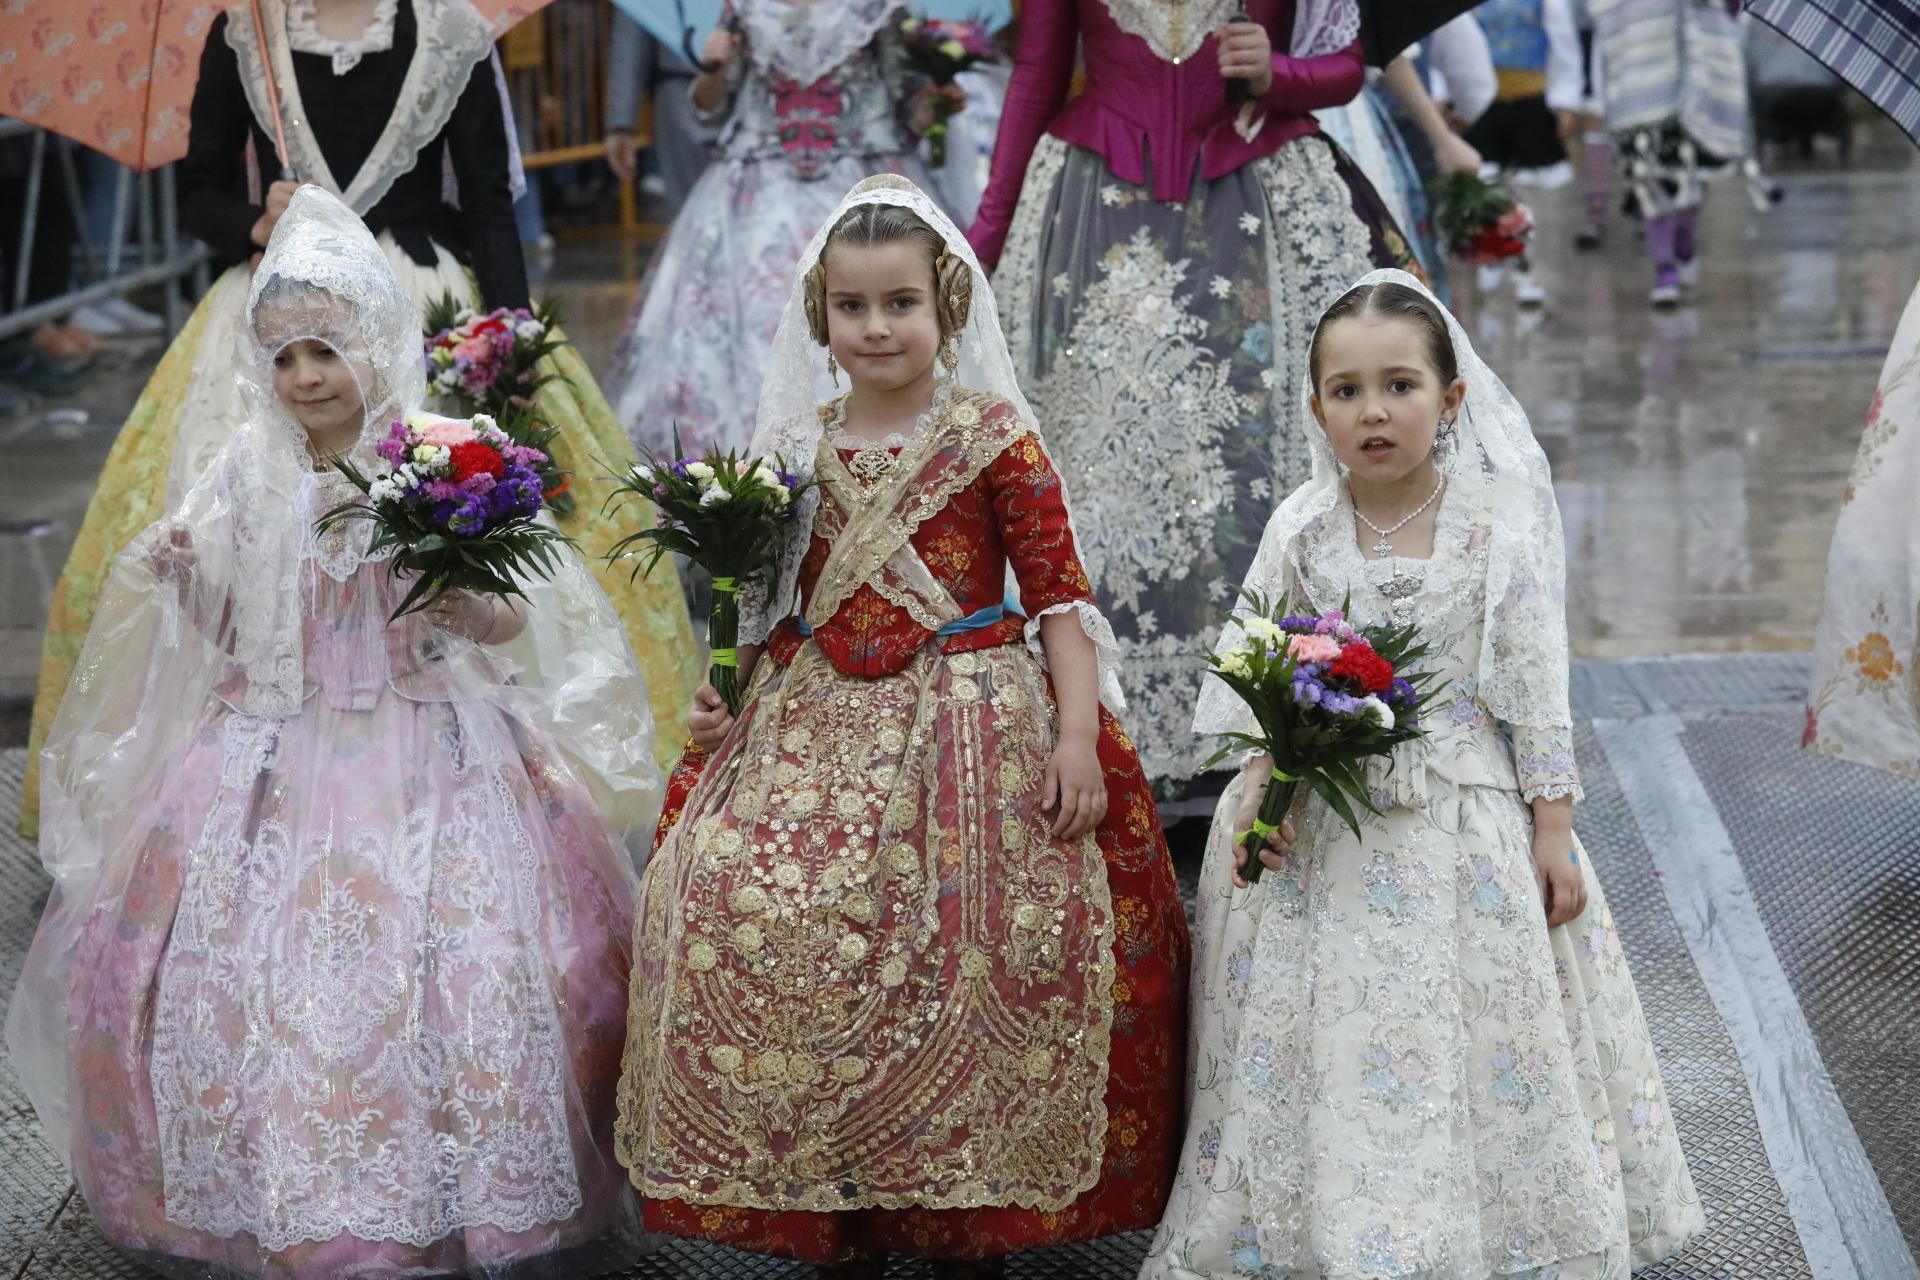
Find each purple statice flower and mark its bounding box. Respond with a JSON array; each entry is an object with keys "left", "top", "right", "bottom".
[
  {"left": 424, "top": 479, "right": 464, "bottom": 504},
  {"left": 445, "top": 494, "right": 490, "bottom": 535},
  {"left": 489, "top": 465, "right": 543, "bottom": 519},
  {"left": 1278, "top": 615, "right": 1317, "bottom": 633},
  {"left": 501, "top": 443, "right": 548, "bottom": 468},
  {"left": 1291, "top": 663, "right": 1325, "bottom": 707},
  {"left": 377, "top": 420, "right": 411, "bottom": 466},
  {"left": 1387, "top": 677, "right": 1416, "bottom": 706},
  {"left": 671, "top": 459, "right": 692, "bottom": 477},
  {"left": 1314, "top": 609, "right": 1346, "bottom": 636},
  {"left": 1323, "top": 690, "right": 1362, "bottom": 716}
]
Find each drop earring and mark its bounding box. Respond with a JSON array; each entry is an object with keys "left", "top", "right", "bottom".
[
  {"left": 939, "top": 336, "right": 959, "bottom": 379},
  {"left": 1433, "top": 416, "right": 1458, "bottom": 469},
  {"left": 826, "top": 350, "right": 840, "bottom": 386}
]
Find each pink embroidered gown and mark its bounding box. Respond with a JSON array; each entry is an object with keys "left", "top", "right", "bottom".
[{"left": 17, "top": 541, "right": 641, "bottom": 1279}]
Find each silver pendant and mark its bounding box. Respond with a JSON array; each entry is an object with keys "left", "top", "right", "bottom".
[{"left": 1372, "top": 533, "right": 1394, "bottom": 557}]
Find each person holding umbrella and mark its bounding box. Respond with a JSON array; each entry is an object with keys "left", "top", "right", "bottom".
[
  {"left": 964, "top": 0, "right": 1417, "bottom": 790},
  {"left": 17, "top": 0, "right": 703, "bottom": 840}
]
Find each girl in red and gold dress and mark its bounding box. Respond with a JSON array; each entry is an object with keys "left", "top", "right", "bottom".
[{"left": 613, "top": 175, "right": 1190, "bottom": 1279}]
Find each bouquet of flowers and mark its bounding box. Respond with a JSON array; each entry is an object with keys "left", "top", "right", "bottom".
[
  {"left": 422, "top": 294, "right": 576, "bottom": 515},
  {"left": 317, "top": 411, "right": 571, "bottom": 621},
  {"left": 897, "top": 16, "right": 997, "bottom": 167},
  {"left": 1204, "top": 590, "right": 1444, "bottom": 883},
  {"left": 607, "top": 434, "right": 811, "bottom": 715},
  {"left": 1428, "top": 171, "right": 1534, "bottom": 266}
]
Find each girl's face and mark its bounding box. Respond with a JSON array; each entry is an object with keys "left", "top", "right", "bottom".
[
  {"left": 1310, "top": 314, "right": 1467, "bottom": 485},
  {"left": 271, "top": 337, "right": 371, "bottom": 439},
  {"left": 821, "top": 240, "right": 942, "bottom": 396}
]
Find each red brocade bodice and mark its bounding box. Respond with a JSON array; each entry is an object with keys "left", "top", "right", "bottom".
[{"left": 766, "top": 401, "right": 1095, "bottom": 680}]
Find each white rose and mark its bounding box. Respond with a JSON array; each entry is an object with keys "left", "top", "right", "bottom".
[
  {"left": 1218, "top": 649, "right": 1253, "bottom": 680},
  {"left": 686, "top": 461, "right": 715, "bottom": 482},
  {"left": 1362, "top": 695, "right": 1395, "bottom": 729},
  {"left": 469, "top": 413, "right": 497, "bottom": 433},
  {"left": 514, "top": 319, "right": 545, "bottom": 342},
  {"left": 699, "top": 486, "right": 731, "bottom": 507},
  {"left": 411, "top": 444, "right": 440, "bottom": 465}
]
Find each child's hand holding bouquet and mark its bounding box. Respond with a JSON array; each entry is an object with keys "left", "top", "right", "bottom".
[
  {"left": 607, "top": 435, "right": 811, "bottom": 716},
  {"left": 317, "top": 411, "right": 571, "bottom": 621},
  {"left": 1204, "top": 590, "right": 1444, "bottom": 884}
]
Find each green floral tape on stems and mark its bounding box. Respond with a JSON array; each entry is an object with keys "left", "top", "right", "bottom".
[
  {"left": 711, "top": 576, "right": 739, "bottom": 595},
  {"left": 710, "top": 647, "right": 738, "bottom": 668},
  {"left": 1249, "top": 818, "right": 1280, "bottom": 838}
]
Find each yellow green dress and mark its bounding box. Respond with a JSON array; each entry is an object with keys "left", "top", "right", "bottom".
[{"left": 21, "top": 264, "right": 699, "bottom": 838}]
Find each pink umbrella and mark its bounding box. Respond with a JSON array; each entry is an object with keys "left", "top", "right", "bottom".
[{"left": 0, "top": 0, "right": 541, "bottom": 170}]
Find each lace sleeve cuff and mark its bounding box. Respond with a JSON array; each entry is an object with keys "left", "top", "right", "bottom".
[
  {"left": 1023, "top": 600, "right": 1127, "bottom": 713},
  {"left": 1510, "top": 723, "right": 1583, "bottom": 804}
]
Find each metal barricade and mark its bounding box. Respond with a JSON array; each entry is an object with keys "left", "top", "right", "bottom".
[{"left": 0, "top": 118, "right": 208, "bottom": 341}]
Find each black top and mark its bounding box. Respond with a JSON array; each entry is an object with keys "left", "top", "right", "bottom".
[{"left": 180, "top": 2, "right": 530, "bottom": 309}]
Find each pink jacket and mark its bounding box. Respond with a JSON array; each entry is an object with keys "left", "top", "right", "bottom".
[{"left": 968, "top": 0, "right": 1364, "bottom": 266}]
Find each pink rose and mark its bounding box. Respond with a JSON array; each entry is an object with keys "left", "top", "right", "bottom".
[{"left": 1289, "top": 634, "right": 1342, "bottom": 664}]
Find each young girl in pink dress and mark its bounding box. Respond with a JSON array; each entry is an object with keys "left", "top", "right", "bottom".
[{"left": 5, "top": 188, "right": 662, "bottom": 1280}]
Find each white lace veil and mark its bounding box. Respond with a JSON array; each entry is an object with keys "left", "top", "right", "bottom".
[
  {"left": 741, "top": 174, "right": 1126, "bottom": 706},
  {"left": 1192, "top": 267, "right": 1573, "bottom": 740},
  {"left": 40, "top": 187, "right": 660, "bottom": 878}
]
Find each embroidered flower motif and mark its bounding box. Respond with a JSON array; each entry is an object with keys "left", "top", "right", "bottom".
[{"left": 1846, "top": 631, "right": 1905, "bottom": 684}]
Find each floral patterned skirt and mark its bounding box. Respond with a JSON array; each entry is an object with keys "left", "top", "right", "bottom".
[
  {"left": 993, "top": 134, "right": 1415, "bottom": 787},
  {"left": 1141, "top": 767, "right": 1704, "bottom": 1280},
  {"left": 619, "top": 639, "right": 1191, "bottom": 1262},
  {"left": 14, "top": 693, "right": 641, "bottom": 1278},
  {"left": 1805, "top": 277, "right": 1920, "bottom": 778}
]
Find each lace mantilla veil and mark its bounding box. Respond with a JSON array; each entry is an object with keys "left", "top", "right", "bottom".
[
  {"left": 38, "top": 185, "right": 659, "bottom": 885},
  {"left": 1192, "top": 267, "right": 1574, "bottom": 742},
  {"left": 741, "top": 174, "right": 1126, "bottom": 708}
]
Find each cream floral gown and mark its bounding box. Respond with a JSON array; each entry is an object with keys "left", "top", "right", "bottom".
[
  {"left": 1144, "top": 484, "right": 1704, "bottom": 1280},
  {"left": 1805, "top": 277, "right": 1920, "bottom": 778}
]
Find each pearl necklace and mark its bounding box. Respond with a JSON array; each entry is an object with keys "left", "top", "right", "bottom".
[{"left": 1355, "top": 476, "right": 1446, "bottom": 557}]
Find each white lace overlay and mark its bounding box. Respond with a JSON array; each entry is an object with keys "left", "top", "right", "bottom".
[
  {"left": 1097, "top": 0, "right": 1359, "bottom": 63},
  {"left": 737, "top": 0, "right": 901, "bottom": 87},
  {"left": 149, "top": 724, "right": 583, "bottom": 1249},
  {"left": 284, "top": 0, "right": 400, "bottom": 74},
  {"left": 1196, "top": 269, "right": 1576, "bottom": 751},
  {"left": 227, "top": 0, "right": 493, "bottom": 215},
  {"left": 1024, "top": 600, "right": 1127, "bottom": 714},
  {"left": 997, "top": 136, "right": 1380, "bottom": 781}
]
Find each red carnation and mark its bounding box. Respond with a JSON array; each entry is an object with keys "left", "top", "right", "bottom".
[
  {"left": 449, "top": 440, "right": 507, "bottom": 484},
  {"left": 1328, "top": 641, "right": 1395, "bottom": 694}
]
